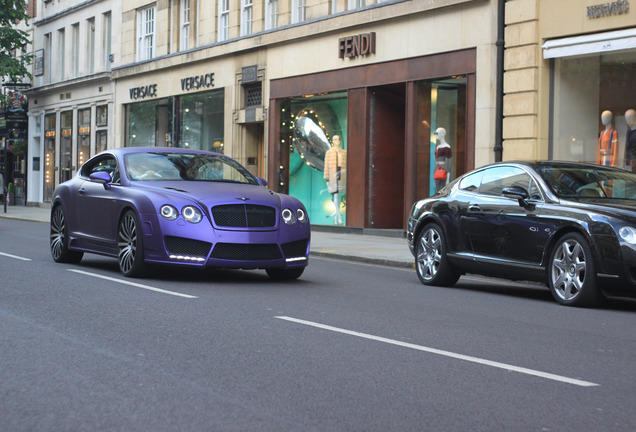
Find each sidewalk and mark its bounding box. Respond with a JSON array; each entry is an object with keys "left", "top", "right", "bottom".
[{"left": 0, "top": 205, "right": 415, "bottom": 268}]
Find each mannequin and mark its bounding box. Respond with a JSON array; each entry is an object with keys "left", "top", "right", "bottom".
[
  {"left": 434, "top": 127, "right": 452, "bottom": 192},
  {"left": 625, "top": 109, "right": 636, "bottom": 172},
  {"left": 597, "top": 110, "right": 618, "bottom": 167},
  {"left": 324, "top": 135, "right": 347, "bottom": 225}
]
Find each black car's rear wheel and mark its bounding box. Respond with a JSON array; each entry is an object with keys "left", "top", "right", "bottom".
[
  {"left": 415, "top": 223, "right": 460, "bottom": 286},
  {"left": 548, "top": 232, "right": 601, "bottom": 307},
  {"left": 50, "top": 205, "right": 83, "bottom": 263},
  {"left": 118, "top": 210, "right": 145, "bottom": 277},
  {"left": 266, "top": 267, "right": 305, "bottom": 281}
]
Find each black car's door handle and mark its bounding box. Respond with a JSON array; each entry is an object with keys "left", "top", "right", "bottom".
[{"left": 468, "top": 205, "right": 481, "bottom": 212}]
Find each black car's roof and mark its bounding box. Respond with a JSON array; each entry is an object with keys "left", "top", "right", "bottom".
[{"left": 482, "top": 160, "right": 628, "bottom": 172}]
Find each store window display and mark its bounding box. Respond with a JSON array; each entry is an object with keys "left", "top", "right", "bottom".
[
  {"left": 323, "top": 135, "right": 347, "bottom": 224},
  {"left": 433, "top": 127, "right": 452, "bottom": 192},
  {"left": 551, "top": 51, "right": 636, "bottom": 168},
  {"left": 282, "top": 93, "right": 348, "bottom": 225},
  {"left": 415, "top": 78, "right": 466, "bottom": 199}
]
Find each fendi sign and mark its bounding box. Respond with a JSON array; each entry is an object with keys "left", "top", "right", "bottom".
[
  {"left": 587, "top": 0, "right": 629, "bottom": 18},
  {"left": 338, "top": 32, "right": 376, "bottom": 59}
]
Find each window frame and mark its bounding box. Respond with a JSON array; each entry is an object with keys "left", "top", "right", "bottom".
[
  {"left": 218, "top": 0, "right": 229, "bottom": 42},
  {"left": 137, "top": 5, "right": 156, "bottom": 61}
]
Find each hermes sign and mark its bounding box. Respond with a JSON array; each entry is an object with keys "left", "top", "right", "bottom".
[{"left": 587, "top": 0, "right": 629, "bottom": 18}]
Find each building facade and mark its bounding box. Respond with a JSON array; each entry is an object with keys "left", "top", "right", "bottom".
[
  {"left": 25, "top": 0, "right": 120, "bottom": 204},
  {"left": 113, "top": 0, "right": 500, "bottom": 229}
]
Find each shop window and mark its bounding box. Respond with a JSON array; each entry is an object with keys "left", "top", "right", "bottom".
[
  {"left": 60, "top": 111, "right": 73, "bottom": 183},
  {"left": 44, "top": 113, "right": 56, "bottom": 202},
  {"left": 415, "top": 77, "right": 467, "bottom": 199},
  {"left": 551, "top": 51, "right": 636, "bottom": 171},
  {"left": 126, "top": 98, "right": 173, "bottom": 147},
  {"left": 181, "top": 89, "right": 225, "bottom": 152},
  {"left": 77, "top": 108, "right": 91, "bottom": 167},
  {"left": 279, "top": 92, "right": 348, "bottom": 225},
  {"left": 96, "top": 130, "right": 107, "bottom": 154}
]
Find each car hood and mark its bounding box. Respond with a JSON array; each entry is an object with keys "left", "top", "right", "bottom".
[
  {"left": 564, "top": 198, "right": 636, "bottom": 222},
  {"left": 136, "top": 181, "right": 282, "bottom": 208}
]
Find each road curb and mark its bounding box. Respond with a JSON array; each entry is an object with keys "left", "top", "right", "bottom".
[{"left": 309, "top": 251, "right": 415, "bottom": 269}]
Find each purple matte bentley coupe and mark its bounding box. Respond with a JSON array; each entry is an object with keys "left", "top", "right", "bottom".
[{"left": 50, "top": 147, "right": 310, "bottom": 280}]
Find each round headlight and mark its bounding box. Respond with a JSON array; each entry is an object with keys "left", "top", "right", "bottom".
[
  {"left": 182, "top": 205, "right": 202, "bottom": 224},
  {"left": 619, "top": 226, "right": 636, "bottom": 244},
  {"left": 296, "top": 208, "right": 307, "bottom": 224},
  {"left": 160, "top": 205, "right": 178, "bottom": 221},
  {"left": 282, "top": 208, "right": 296, "bottom": 225}
]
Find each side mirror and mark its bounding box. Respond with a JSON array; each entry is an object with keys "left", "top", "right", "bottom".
[
  {"left": 502, "top": 185, "right": 529, "bottom": 200},
  {"left": 257, "top": 177, "right": 268, "bottom": 187},
  {"left": 90, "top": 171, "right": 112, "bottom": 190},
  {"left": 502, "top": 185, "right": 533, "bottom": 209}
]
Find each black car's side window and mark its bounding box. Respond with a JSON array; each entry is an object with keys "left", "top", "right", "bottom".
[
  {"left": 480, "top": 166, "right": 540, "bottom": 199},
  {"left": 459, "top": 171, "right": 483, "bottom": 193}
]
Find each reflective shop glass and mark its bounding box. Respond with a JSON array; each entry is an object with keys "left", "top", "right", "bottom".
[
  {"left": 415, "top": 77, "right": 466, "bottom": 199},
  {"left": 551, "top": 51, "right": 636, "bottom": 171},
  {"left": 180, "top": 89, "right": 224, "bottom": 152},
  {"left": 279, "top": 92, "right": 348, "bottom": 225},
  {"left": 44, "top": 113, "right": 56, "bottom": 202},
  {"left": 60, "top": 111, "right": 73, "bottom": 183},
  {"left": 127, "top": 98, "right": 174, "bottom": 147}
]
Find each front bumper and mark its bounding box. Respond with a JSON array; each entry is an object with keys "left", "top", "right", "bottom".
[{"left": 139, "top": 212, "right": 310, "bottom": 270}]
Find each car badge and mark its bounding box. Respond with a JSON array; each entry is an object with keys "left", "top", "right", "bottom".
[{"left": 236, "top": 197, "right": 250, "bottom": 201}]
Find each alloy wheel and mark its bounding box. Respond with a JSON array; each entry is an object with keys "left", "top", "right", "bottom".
[
  {"left": 50, "top": 206, "right": 65, "bottom": 261},
  {"left": 118, "top": 212, "right": 138, "bottom": 275},
  {"left": 551, "top": 238, "right": 586, "bottom": 301},
  {"left": 417, "top": 227, "right": 442, "bottom": 281}
]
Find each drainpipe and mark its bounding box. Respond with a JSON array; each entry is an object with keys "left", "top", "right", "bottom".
[{"left": 494, "top": 0, "right": 505, "bottom": 162}]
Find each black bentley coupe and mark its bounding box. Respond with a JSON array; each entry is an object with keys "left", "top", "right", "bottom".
[{"left": 407, "top": 161, "right": 636, "bottom": 307}]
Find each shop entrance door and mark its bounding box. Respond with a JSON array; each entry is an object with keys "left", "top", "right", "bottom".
[{"left": 368, "top": 84, "right": 406, "bottom": 229}]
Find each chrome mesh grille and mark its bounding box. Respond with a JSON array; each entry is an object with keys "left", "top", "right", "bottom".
[
  {"left": 281, "top": 239, "right": 308, "bottom": 258},
  {"left": 211, "top": 204, "right": 276, "bottom": 228},
  {"left": 210, "top": 243, "right": 282, "bottom": 261},
  {"left": 164, "top": 236, "right": 212, "bottom": 257}
]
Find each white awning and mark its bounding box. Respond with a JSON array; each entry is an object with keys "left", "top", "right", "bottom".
[{"left": 542, "top": 28, "right": 636, "bottom": 59}]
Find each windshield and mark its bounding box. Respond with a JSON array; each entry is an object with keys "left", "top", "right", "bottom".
[
  {"left": 536, "top": 165, "right": 636, "bottom": 200},
  {"left": 124, "top": 152, "right": 260, "bottom": 185}
]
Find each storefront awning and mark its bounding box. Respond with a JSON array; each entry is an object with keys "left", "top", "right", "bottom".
[{"left": 542, "top": 28, "right": 636, "bottom": 59}]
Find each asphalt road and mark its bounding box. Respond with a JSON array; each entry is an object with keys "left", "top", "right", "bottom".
[{"left": 1, "top": 219, "right": 635, "bottom": 431}]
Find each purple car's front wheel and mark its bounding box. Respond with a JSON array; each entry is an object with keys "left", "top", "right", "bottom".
[{"left": 118, "top": 210, "right": 146, "bottom": 277}]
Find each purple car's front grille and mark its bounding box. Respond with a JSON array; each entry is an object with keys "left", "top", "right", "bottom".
[
  {"left": 212, "top": 204, "right": 276, "bottom": 228},
  {"left": 210, "top": 243, "right": 282, "bottom": 261},
  {"left": 164, "top": 236, "right": 212, "bottom": 257}
]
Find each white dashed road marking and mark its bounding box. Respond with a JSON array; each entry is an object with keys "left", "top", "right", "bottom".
[
  {"left": 275, "top": 316, "right": 599, "bottom": 387},
  {"left": 68, "top": 269, "right": 198, "bottom": 299}
]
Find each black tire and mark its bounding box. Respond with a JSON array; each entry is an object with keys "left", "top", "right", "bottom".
[
  {"left": 548, "top": 232, "right": 602, "bottom": 307},
  {"left": 266, "top": 267, "right": 305, "bottom": 281},
  {"left": 415, "top": 223, "right": 460, "bottom": 286},
  {"left": 50, "top": 205, "right": 83, "bottom": 263},
  {"left": 118, "top": 210, "right": 146, "bottom": 277}
]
